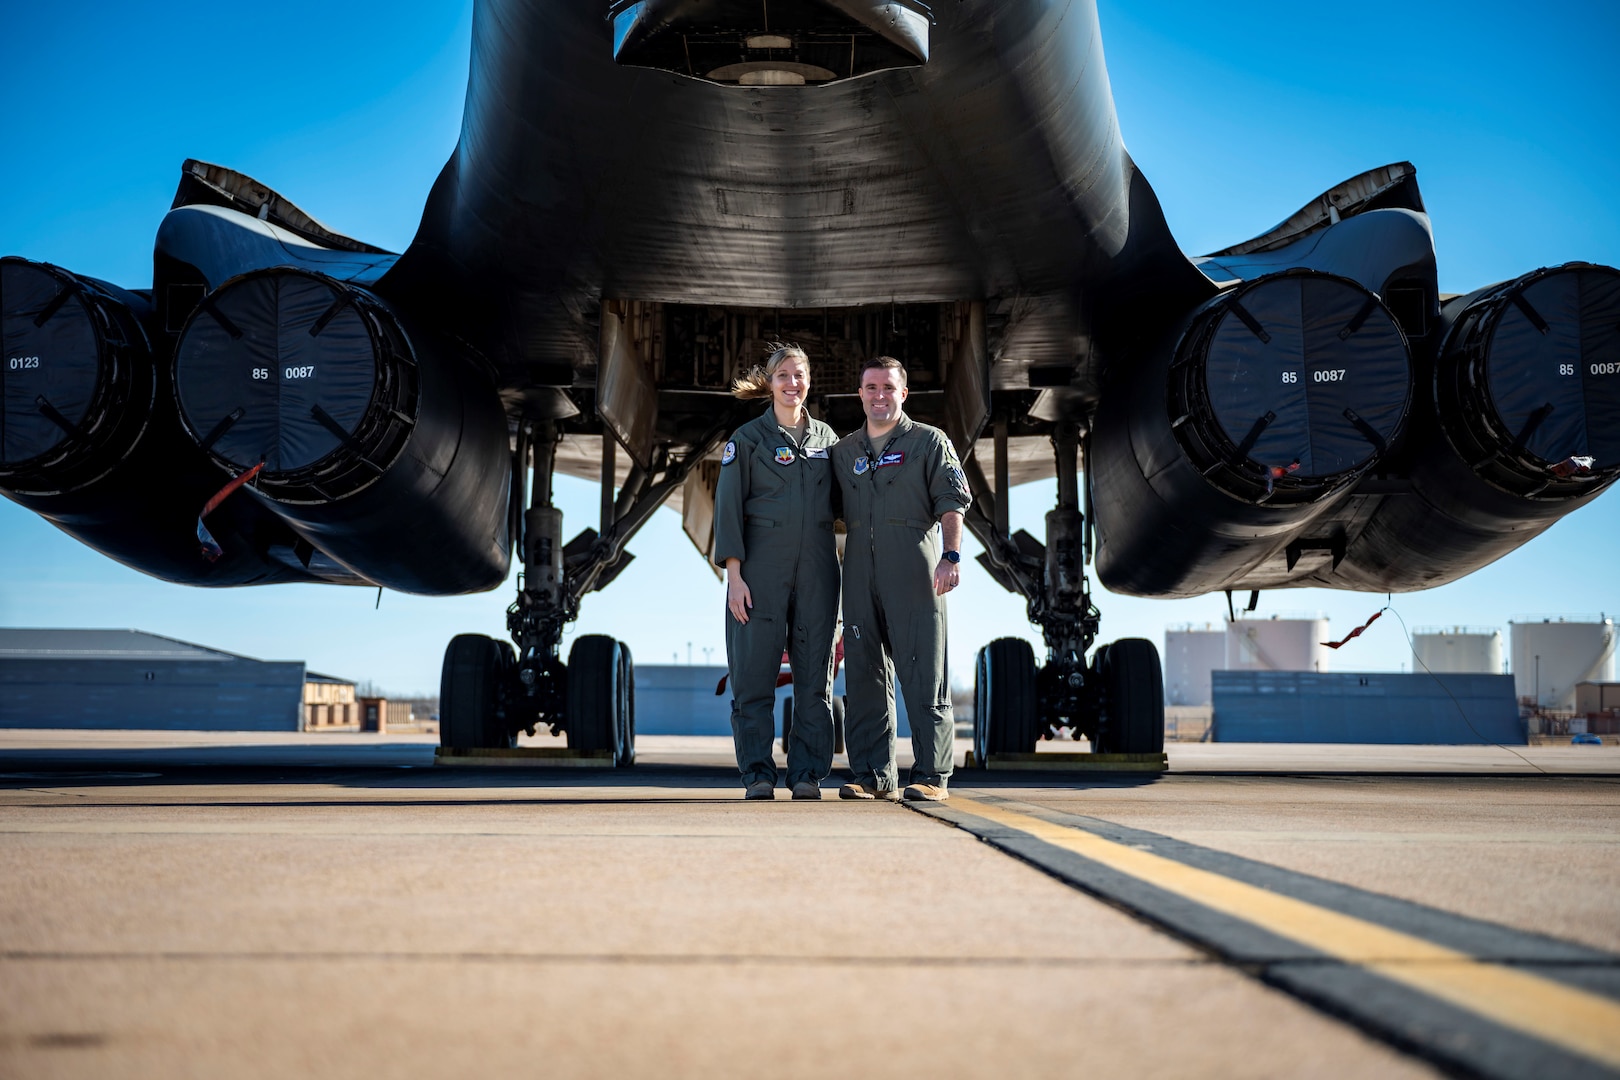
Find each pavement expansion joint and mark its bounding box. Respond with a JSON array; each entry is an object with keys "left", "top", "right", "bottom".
[
  {"left": 0, "top": 948, "right": 1220, "bottom": 969},
  {"left": 906, "top": 790, "right": 1620, "bottom": 1080}
]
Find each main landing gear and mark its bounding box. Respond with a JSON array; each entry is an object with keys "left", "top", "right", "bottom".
[
  {"left": 439, "top": 417, "right": 726, "bottom": 762},
  {"left": 964, "top": 419, "right": 1164, "bottom": 763}
]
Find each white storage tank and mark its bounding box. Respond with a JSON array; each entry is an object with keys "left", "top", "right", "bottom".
[
  {"left": 1510, "top": 617, "right": 1616, "bottom": 710},
  {"left": 1164, "top": 624, "right": 1226, "bottom": 706},
  {"left": 1413, "top": 627, "right": 1504, "bottom": 675},
  {"left": 1226, "top": 615, "right": 1332, "bottom": 673}
]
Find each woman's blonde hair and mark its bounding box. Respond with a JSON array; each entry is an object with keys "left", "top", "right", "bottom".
[{"left": 730, "top": 341, "right": 809, "bottom": 400}]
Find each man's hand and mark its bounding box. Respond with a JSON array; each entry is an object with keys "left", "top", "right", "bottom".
[
  {"left": 935, "top": 510, "right": 964, "bottom": 596},
  {"left": 725, "top": 558, "right": 753, "bottom": 623}
]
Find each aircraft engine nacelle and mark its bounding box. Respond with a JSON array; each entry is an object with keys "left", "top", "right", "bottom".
[
  {"left": 1331, "top": 263, "right": 1620, "bottom": 590},
  {"left": 1092, "top": 270, "right": 1413, "bottom": 598},
  {"left": 172, "top": 268, "right": 512, "bottom": 595},
  {"left": 1, "top": 257, "right": 347, "bottom": 587},
  {"left": 1435, "top": 263, "right": 1620, "bottom": 496},
  {"left": 1, "top": 258, "right": 154, "bottom": 495}
]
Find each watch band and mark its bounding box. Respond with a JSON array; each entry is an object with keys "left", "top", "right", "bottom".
[{"left": 943, "top": 550, "right": 961, "bottom": 564}]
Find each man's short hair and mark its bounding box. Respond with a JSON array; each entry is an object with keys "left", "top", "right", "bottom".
[{"left": 860, "top": 355, "right": 908, "bottom": 389}]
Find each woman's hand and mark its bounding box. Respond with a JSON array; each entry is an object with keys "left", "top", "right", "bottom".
[{"left": 726, "top": 563, "right": 753, "bottom": 624}]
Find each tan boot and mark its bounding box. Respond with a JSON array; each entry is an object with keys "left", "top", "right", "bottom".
[
  {"left": 839, "top": 781, "right": 899, "bottom": 801},
  {"left": 902, "top": 783, "right": 949, "bottom": 802}
]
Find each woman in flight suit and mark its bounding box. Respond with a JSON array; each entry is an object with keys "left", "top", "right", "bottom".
[{"left": 713, "top": 344, "right": 840, "bottom": 800}]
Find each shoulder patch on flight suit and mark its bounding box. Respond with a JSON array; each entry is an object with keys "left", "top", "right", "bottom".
[
  {"left": 774, "top": 446, "right": 795, "bottom": 465},
  {"left": 721, "top": 440, "right": 737, "bottom": 465},
  {"left": 804, "top": 447, "right": 828, "bottom": 459},
  {"left": 877, "top": 450, "right": 905, "bottom": 468},
  {"left": 852, "top": 455, "right": 870, "bottom": 475}
]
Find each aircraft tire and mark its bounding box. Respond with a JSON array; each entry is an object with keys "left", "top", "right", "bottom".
[
  {"left": 567, "top": 635, "right": 622, "bottom": 757},
  {"left": 1097, "top": 638, "right": 1164, "bottom": 755},
  {"left": 618, "top": 642, "right": 636, "bottom": 767},
  {"left": 978, "top": 637, "right": 1038, "bottom": 760},
  {"left": 780, "top": 695, "right": 793, "bottom": 754},
  {"left": 439, "top": 634, "right": 517, "bottom": 749}
]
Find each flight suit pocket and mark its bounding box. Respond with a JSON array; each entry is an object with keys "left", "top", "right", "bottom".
[{"left": 908, "top": 609, "right": 947, "bottom": 700}]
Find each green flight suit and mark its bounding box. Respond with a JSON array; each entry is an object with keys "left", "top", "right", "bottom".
[
  {"left": 713, "top": 404, "right": 840, "bottom": 789},
  {"left": 832, "top": 413, "right": 972, "bottom": 791}
]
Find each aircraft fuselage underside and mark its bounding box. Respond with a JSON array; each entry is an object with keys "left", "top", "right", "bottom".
[{"left": 3, "top": 0, "right": 1616, "bottom": 758}]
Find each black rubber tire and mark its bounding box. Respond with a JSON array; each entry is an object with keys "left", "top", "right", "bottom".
[
  {"left": 977, "top": 637, "right": 1039, "bottom": 757},
  {"left": 439, "top": 634, "right": 516, "bottom": 749},
  {"left": 972, "top": 646, "right": 990, "bottom": 766},
  {"left": 1085, "top": 644, "right": 1110, "bottom": 748},
  {"left": 780, "top": 695, "right": 794, "bottom": 753},
  {"left": 617, "top": 643, "right": 636, "bottom": 767},
  {"left": 1096, "top": 638, "right": 1164, "bottom": 754},
  {"left": 832, "top": 695, "right": 846, "bottom": 756},
  {"left": 567, "top": 634, "right": 621, "bottom": 754}
]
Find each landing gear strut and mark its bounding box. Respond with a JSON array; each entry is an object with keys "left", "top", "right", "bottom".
[
  {"left": 965, "top": 419, "right": 1163, "bottom": 761},
  {"left": 439, "top": 417, "right": 729, "bottom": 758}
]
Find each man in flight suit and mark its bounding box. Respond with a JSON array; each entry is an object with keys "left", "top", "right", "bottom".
[{"left": 832, "top": 356, "right": 971, "bottom": 802}]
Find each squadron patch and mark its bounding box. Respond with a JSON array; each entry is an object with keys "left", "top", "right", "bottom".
[
  {"left": 774, "top": 446, "right": 796, "bottom": 465},
  {"left": 852, "top": 455, "right": 870, "bottom": 476},
  {"left": 721, "top": 440, "right": 737, "bottom": 466},
  {"left": 877, "top": 450, "right": 905, "bottom": 468},
  {"left": 804, "top": 447, "right": 829, "bottom": 459}
]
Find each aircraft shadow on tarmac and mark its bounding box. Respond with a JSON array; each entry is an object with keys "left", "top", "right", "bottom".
[{"left": 0, "top": 746, "right": 1163, "bottom": 799}]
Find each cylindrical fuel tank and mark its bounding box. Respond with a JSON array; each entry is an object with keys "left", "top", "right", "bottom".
[
  {"left": 173, "top": 268, "right": 512, "bottom": 594},
  {"left": 1, "top": 257, "right": 339, "bottom": 587},
  {"left": 1092, "top": 270, "right": 1412, "bottom": 597},
  {"left": 1333, "top": 263, "right": 1620, "bottom": 591}
]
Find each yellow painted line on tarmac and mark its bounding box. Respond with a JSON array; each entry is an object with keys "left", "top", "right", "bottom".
[{"left": 948, "top": 795, "right": 1620, "bottom": 1070}]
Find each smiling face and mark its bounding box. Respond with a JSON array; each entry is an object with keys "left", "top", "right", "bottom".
[
  {"left": 771, "top": 353, "right": 810, "bottom": 412},
  {"left": 859, "top": 364, "right": 908, "bottom": 424}
]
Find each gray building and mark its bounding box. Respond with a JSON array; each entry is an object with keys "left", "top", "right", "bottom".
[
  {"left": 1211, "top": 671, "right": 1522, "bottom": 744},
  {"left": 0, "top": 629, "right": 305, "bottom": 731}
]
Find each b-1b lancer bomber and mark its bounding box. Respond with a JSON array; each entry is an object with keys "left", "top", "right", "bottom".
[{"left": 3, "top": 1, "right": 1617, "bottom": 762}]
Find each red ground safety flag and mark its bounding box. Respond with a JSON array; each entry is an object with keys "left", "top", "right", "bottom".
[
  {"left": 197, "top": 462, "right": 264, "bottom": 561},
  {"left": 1322, "top": 609, "right": 1384, "bottom": 650}
]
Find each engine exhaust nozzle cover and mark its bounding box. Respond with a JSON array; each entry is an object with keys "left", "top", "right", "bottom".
[
  {"left": 1169, "top": 270, "right": 1412, "bottom": 505},
  {"left": 174, "top": 268, "right": 418, "bottom": 504}
]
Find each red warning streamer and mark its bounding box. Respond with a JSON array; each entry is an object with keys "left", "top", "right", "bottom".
[
  {"left": 1322, "top": 608, "right": 1384, "bottom": 650},
  {"left": 197, "top": 462, "right": 265, "bottom": 562}
]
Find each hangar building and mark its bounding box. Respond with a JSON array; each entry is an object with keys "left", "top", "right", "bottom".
[{"left": 0, "top": 628, "right": 305, "bottom": 731}]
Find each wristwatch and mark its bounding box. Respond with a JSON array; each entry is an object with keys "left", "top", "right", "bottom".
[{"left": 943, "top": 550, "right": 961, "bottom": 564}]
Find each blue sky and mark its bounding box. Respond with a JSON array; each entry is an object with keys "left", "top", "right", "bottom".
[{"left": 2, "top": 0, "right": 1616, "bottom": 694}]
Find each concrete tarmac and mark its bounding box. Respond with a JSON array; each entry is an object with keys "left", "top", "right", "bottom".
[{"left": 2, "top": 732, "right": 1616, "bottom": 1079}]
